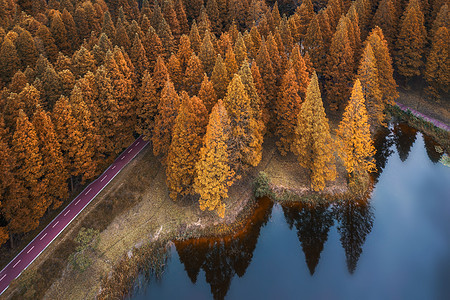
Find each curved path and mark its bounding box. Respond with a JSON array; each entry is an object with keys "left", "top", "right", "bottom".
[
  {"left": 397, "top": 103, "right": 450, "bottom": 132},
  {"left": 0, "top": 136, "right": 150, "bottom": 295}
]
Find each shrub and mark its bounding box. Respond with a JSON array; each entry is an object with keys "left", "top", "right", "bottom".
[
  {"left": 70, "top": 227, "right": 100, "bottom": 272},
  {"left": 253, "top": 171, "right": 274, "bottom": 198}
]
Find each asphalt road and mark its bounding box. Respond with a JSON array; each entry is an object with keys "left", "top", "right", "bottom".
[{"left": 0, "top": 136, "right": 150, "bottom": 295}]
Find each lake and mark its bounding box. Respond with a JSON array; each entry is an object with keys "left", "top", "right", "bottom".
[{"left": 133, "top": 123, "right": 450, "bottom": 300}]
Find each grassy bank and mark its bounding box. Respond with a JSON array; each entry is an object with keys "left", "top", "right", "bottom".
[
  {"left": 2, "top": 136, "right": 351, "bottom": 300},
  {"left": 388, "top": 105, "right": 450, "bottom": 152}
]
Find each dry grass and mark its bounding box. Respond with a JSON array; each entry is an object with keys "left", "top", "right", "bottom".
[{"left": 2, "top": 132, "right": 352, "bottom": 300}]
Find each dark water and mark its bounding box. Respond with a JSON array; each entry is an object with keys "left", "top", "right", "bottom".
[{"left": 133, "top": 123, "right": 450, "bottom": 300}]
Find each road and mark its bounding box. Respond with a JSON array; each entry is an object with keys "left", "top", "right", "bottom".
[{"left": 0, "top": 136, "right": 150, "bottom": 295}]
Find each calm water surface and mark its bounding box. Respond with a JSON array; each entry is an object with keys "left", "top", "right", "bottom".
[{"left": 133, "top": 123, "right": 450, "bottom": 300}]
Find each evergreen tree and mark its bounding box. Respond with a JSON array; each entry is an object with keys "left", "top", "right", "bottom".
[
  {"left": 52, "top": 96, "right": 86, "bottom": 189},
  {"left": 293, "top": 72, "right": 336, "bottom": 191},
  {"left": 336, "top": 79, "right": 376, "bottom": 180},
  {"left": 256, "top": 39, "right": 277, "bottom": 123},
  {"left": 198, "top": 74, "right": 218, "bottom": 112},
  {"left": 36, "top": 24, "right": 59, "bottom": 62},
  {"left": 373, "top": 0, "right": 398, "bottom": 48},
  {"left": 162, "top": 0, "right": 181, "bottom": 40},
  {"left": 50, "top": 12, "right": 69, "bottom": 54},
  {"left": 184, "top": 53, "right": 205, "bottom": 96},
  {"left": 425, "top": 26, "right": 449, "bottom": 99},
  {"left": 7, "top": 110, "right": 46, "bottom": 234},
  {"left": 357, "top": 43, "right": 385, "bottom": 129},
  {"left": 198, "top": 5, "right": 212, "bottom": 38},
  {"left": 167, "top": 92, "right": 208, "bottom": 199},
  {"left": 225, "top": 46, "right": 238, "bottom": 77},
  {"left": 32, "top": 108, "right": 68, "bottom": 208},
  {"left": 175, "top": 0, "right": 189, "bottom": 35},
  {"left": 152, "top": 80, "right": 180, "bottom": 162},
  {"left": 136, "top": 70, "right": 158, "bottom": 137},
  {"left": 325, "top": 16, "right": 355, "bottom": 111},
  {"left": 0, "top": 37, "right": 20, "bottom": 83},
  {"left": 102, "top": 10, "right": 116, "bottom": 41},
  {"left": 276, "top": 66, "right": 303, "bottom": 155},
  {"left": 144, "top": 26, "right": 164, "bottom": 67},
  {"left": 199, "top": 31, "right": 217, "bottom": 75},
  {"left": 177, "top": 34, "right": 193, "bottom": 72},
  {"left": 295, "top": 0, "right": 314, "bottom": 38},
  {"left": 207, "top": 0, "right": 221, "bottom": 33},
  {"left": 291, "top": 45, "right": 310, "bottom": 99},
  {"left": 152, "top": 55, "right": 170, "bottom": 95},
  {"left": 72, "top": 46, "right": 96, "bottom": 79},
  {"left": 395, "top": 0, "right": 427, "bottom": 80},
  {"left": 223, "top": 74, "right": 263, "bottom": 172},
  {"left": 15, "top": 29, "right": 38, "bottom": 69},
  {"left": 130, "top": 34, "right": 149, "bottom": 78},
  {"left": 367, "top": 27, "right": 398, "bottom": 103},
  {"left": 211, "top": 54, "right": 229, "bottom": 99},
  {"left": 251, "top": 61, "right": 269, "bottom": 126},
  {"left": 116, "top": 15, "right": 131, "bottom": 51},
  {"left": 234, "top": 32, "right": 248, "bottom": 67},
  {"left": 194, "top": 100, "right": 234, "bottom": 218},
  {"left": 189, "top": 20, "right": 202, "bottom": 53},
  {"left": 62, "top": 8, "right": 79, "bottom": 51},
  {"left": 168, "top": 53, "right": 183, "bottom": 90}
]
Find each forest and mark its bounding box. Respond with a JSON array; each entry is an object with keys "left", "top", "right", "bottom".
[{"left": 0, "top": 0, "right": 448, "bottom": 248}]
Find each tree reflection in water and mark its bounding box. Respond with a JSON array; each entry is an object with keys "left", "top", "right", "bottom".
[
  {"left": 334, "top": 193, "right": 374, "bottom": 274},
  {"left": 393, "top": 123, "right": 418, "bottom": 162},
  {"left": 423, "top": 134, "right": 444, "bottom": 163},
  {"left": 175, "top": 197, "right": 273, "bottom": 300},
  {"left": 372, "top": 127, "right": 394, "bottom": 182},
  {"left": 282, "top": 202, "right": 334, "bottom": 275}
]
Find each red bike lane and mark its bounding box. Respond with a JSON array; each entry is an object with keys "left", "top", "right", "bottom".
[{"left": 0, "top": 136, "right": 149, "bottom": 295}]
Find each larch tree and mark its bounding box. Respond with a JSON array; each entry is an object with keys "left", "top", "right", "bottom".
[
  {"left": 211, "top": 54, "right": 229, "bottom": 99},
  {"left": 395, "top": 0, "right": 427, "bottom": 80},
  {"left": 234, "top": 32, "right": 248, "bottom": 67},
  {"left": 295, "top": 0, "right": 314, "bottom": 38},
  {"left": 290, "top": 45, "right": 310, "bottom": 99},
  {"left": 198, "top": 74, "right": 218, "bottom": 112},
  {"left": 194, "top": 100, "right": 234, "bottom": 218},
  {"left": 373, "top": 0, "right": 398, "bottom": 49},
  {"left": 152, "top": 80, "right": 180, "bottom": 163},
  {"left": 177, "top": 34, "right": 193, "bottom": 72},
  {"left": 166, "top": 93, "right": 208, "bottom": 199},
  {"left": 293, "top": 72, "right": 336, "bottom": 191},
  {"left": 425, "top": 26, "right": 449, "bottom": 99},
  {"left": 144, "top": 26, "right": 164, "bottom": 67},
  {"left": 15, "top": 29, "right": 38, "bottom": 69},
  {"left": 336, "top": 79, "right": 376, "bottom": 181},
  {"left": 153, "top": 55, "right": 170, "bottom": 95},
  {"left": 225, "top": 46, "right": 239, "bottom": 77},
  {"left": 366, "top": 27, "right": 398, "bottom": 103},
  {"left": 8, "top": 109, "right": 46, "bottom": 234},
  {"left": 175, "top": 0, "right": 189, "bottom": 35},
  {"left": 162, "top": 0, "right": 181, "bottom": 41},
  {"left": 198, "top": 5, "right": 212, "bottom": 38},
  {"left": 189, "top": 20, "right": 202, "bottom": 54},
  {"left": 304, "top": 14, "right": 325, "bottom": 73},
  {"left": 199, "top": 31, "right": 217, "bottom": 75},
  {"left": 168, "top": 53, "right": 183, "bottom": 90},
  {"left": 223, "top": 74, "right": 263, "bottom": 173},
  {"left": 52, "top": 96, "right": 85, "bottom": 190},
  {"left": 184, "top": 53, "right": 205, "bottom": 96},
  {"left": 0, "top": 37, "right": 20, "bottom": 83},
  {"left": 136, "top": 70, "right": 158, "bottom": 138},
  {"left": 0, "top": 124, "right": 14, "bottom": 246},
  {"left": 32, "top": 108, "right": 68, "bottom": 209},
  {"left": 357, "top": 43, "right": 385, "bottom": 129},
  {"left": 72, "top": 46, "right": 96, "bottom": 79},
  {"left": 50, "top": 12, "right": 69, "bottom": 54},
  {"left": 256, "top": 39, "right": 276, "bottom": 123},
  {"left": 130, "top": 33, "right": 150, "bottom": 78},
  {"left": 251, "top": 61, "right": 269, "bottom": 126},
  {"left": 276, "top": 66, "right": 303, "bottom": 155},
  {"left": 102, "top": 10, "right": 116, "bottom": 41},
  {"left": 325, "top": 16, "right": 355, "bottom": 111}
]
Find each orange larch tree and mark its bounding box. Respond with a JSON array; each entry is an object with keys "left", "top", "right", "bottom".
[
  {"left": 166, "top": 92, "right": 208, "bottom": 199},
  {"left": 276, "top": 66, "right": 303, "bottom": 155},
  {"left": 184, "top": 53, "right": 205, "bottom": 96},
  {"left": 293, "top": 72, "right": 336, "bottom": 191},
  {"left": 336, "top": 79, "right": 376, "bottom": 181},
  {"left": 194, "top": 100, "right": 234, "bottom": 218},
  {"left": 198, "top": 74, "right": 218, "bottom": 112},
  {"left": 152, "top": 80, "right": 180, "bottom": 163},
  {"left": 424, "top": 26, "right": 449, "bottom": 99}
]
